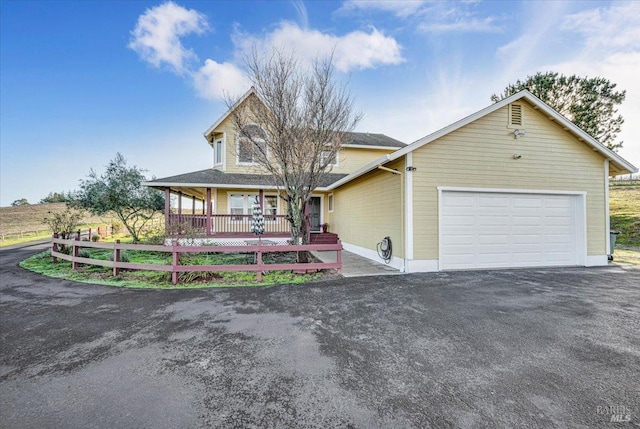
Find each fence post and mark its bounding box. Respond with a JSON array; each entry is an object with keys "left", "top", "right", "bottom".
[
  {"left": 52, "top": 233, "right": 58, "bottom": 263},
  {"left": 171, "top": 240, "right": 179, "bottom": 285},
  {"left": 113, "top": 240, "right": 121, "bottom": 277},
  {"left": 257, "top": 244, "right": 263, "bottom": 282},
  {"left": 72, "top": 236, "right": 80, "bottom": 270}
]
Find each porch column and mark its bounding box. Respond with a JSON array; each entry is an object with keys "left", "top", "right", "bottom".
[
  {"left": 164, "top": 187, "right": 170, "bottom": 234},
  {"left": 205, "top": 187, "right": 212, "bottom": 236},
  {"left": 177, "top": 191, "right": 182, "bottom": 216},
  {"left": 202, "top": 199, "right": 205, "bottom": 215},
  {"left": 304, "top": 200, "right": 310, "bottom": 243},
  {"left": 192, "top": 196, "right": 196, "bottom": 215},
  {"left": 259, "top": 189, "right": 264, "bottom": 210}
]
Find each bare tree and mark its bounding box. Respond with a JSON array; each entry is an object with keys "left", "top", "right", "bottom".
[{"left": 227, "top": 49, "right": 361, "bottom": 254}]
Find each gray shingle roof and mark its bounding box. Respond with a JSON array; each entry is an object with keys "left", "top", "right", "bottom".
[
  {"left": 344, "top": 132, "right": 405, "bottom": 148},
  {"left": 147, "top": 169, "right": 348, "bottom": 188}
]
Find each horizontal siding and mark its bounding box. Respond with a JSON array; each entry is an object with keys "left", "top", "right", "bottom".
[
  {"left": 411, "top": 101, "right": 605, "bottom": 260},
  {"left": 332, "top": 148, "right": 393, "bottom": 174},
  {"left": 332, "top": 159, "right": 404, "bottom": 258}
]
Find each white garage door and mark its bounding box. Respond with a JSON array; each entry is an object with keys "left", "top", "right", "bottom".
[{"left": 440, "top": 191, "right": 583, "bottom": 270}]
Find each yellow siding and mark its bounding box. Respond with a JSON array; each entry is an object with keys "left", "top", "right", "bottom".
[
  {"left": 211, "top": 111, "right": 394, "bottom": 175},
  {"left": 411, "top": 101, "right": 606, "bottom": 260},
  {"left": 331, "top": 159, "right": 404, "bottom": 258},
  {"left": 331, "top": 147, "right": 395, "bottom": 174}
]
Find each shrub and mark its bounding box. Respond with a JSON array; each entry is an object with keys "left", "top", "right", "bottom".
[
  {"left": 91, "top": 234, "right": 100, "bottom": 242},
  {"left": 78, "top": 248, "right": 92, "bottom": 259}
]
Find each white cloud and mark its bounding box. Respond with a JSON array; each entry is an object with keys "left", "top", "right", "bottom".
[
  {"left": 128, "top": 1, "right": 208, "bottom": 75},
  {"left": 341, "top": 0, "right": 427, "bottom": 18},
  {"left": 418, "top": 16, "right": 501, "bottom": 33},
  {"left": 192, "top": 59, "right": 250, "bottom": 100},
  {"left": 548, "top": 2, "right": 640, "bottom": 167},
  {"left": 342, "top": 0, "right": 503, "bottom": 33},
  {"left": 291, "top": 0, "right": 309, "bottom": 28},
  {"left": 233, "top": 21, "right": 403, "bottom": 73}
]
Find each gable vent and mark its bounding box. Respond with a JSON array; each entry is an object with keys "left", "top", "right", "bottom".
[{"left": 510, "top": 104, "right": 523, "bottom": 126}]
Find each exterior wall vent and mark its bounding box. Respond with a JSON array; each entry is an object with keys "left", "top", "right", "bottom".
[{"left": 509, "top": 103, "right": 523, "bottom": 127}]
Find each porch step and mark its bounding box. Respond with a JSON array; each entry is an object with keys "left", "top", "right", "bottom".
[{"left": 310, "top": 233, "right": 339, "bottom": 244}]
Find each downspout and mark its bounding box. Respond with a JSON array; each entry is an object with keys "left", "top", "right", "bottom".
[{"left": 376, "top": 164, "right": 406, "bottom": 272}]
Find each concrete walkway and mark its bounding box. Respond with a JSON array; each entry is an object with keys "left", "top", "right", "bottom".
[{"left": 312, "top": 249, "right": 402, "bottom": 277}]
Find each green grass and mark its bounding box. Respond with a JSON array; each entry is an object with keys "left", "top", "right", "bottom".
[
  {"left": 20, "top": 250, "right": 322, "bottom": 289},
  {"left": 610, "top": 184, "right": 640, "bottom": 248}
]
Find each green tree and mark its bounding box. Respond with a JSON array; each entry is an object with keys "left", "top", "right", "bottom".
[
  {"left": 491, "top": 72, "right": 626, "bottom": 151},
  {"left": 11, "top": 198, "right": 30, "bottom": 206},
  {"left": 70, "top": 153, "right": 164, "bottom": 242},
  {"left": 44, "top": 208, "right": 83, "bottom": 253},
  {"left": 40, "top": 191, "right": 70, "bottom": 204}
]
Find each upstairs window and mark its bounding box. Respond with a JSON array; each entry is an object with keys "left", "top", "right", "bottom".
[
  {"left": 237, "top": 125, "right": 267, "bottom": 164},
  {"left": 214, "top": 138, "right": 223, "bottom": 166},
  {"left": 321, "top": 150, "right": 338, "bottom": 167}
]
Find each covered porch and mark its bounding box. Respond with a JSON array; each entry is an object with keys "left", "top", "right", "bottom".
[{"left": 144, "top": 169, "right": 347, "bottom": 243}]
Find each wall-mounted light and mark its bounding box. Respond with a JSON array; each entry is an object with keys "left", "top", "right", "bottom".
[
  {"left": 513, "top": 154, "right": 522, "bottom": 160},
  {"left": 406, "top": 166, "right": 417, "bottom": 171},
  {"left": 514, "top": 129, "right": 526, "bottom": 139}
]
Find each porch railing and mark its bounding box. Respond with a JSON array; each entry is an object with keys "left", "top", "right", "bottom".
[{"left": 169, "top": 214, "right": 290, "bottom": 235}]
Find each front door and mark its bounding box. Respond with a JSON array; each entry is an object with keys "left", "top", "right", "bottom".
[{"left": 309, "top": 197, "right": 321, "bottom": 232}]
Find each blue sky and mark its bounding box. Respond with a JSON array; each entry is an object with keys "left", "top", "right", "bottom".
[{"left": 1, "top": 0, "right": 638, "bottom": 206}]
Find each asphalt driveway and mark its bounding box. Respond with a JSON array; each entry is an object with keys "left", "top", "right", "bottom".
[{"left": 1, "top": 244, "right": 639, "bottom": 428}]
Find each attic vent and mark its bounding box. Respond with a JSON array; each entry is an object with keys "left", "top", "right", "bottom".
[{"left": 510, "top": 104, "right": 523, "bottom": 126}]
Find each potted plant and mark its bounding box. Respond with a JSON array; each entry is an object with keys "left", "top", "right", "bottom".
[{"left": 321, "top": 223, "right": 329, "bottom": 233}]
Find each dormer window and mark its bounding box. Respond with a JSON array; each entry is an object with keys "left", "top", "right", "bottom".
[{"left": 237, "top": 125, "right": 267, "bottom": 164}]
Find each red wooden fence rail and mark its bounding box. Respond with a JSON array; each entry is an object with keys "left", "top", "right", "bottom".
[{"left": 51, "top": 235, "right": 342, "bottom": 284}]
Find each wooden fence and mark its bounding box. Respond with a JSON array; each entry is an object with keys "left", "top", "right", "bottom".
[{"left": 51, "top": 235, "right": 342, "bottom": 284}]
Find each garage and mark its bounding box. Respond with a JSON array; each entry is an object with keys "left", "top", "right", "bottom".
[{"left": 439, "top": 189, "right": 585, "bottom": 270}]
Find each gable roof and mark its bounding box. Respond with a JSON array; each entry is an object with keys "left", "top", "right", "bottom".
[
  {"left": 203, "top": 87, "right": 405, "bottom": 149},
  {"left": 328, "top": 90, "right": 637, "bottom": 190},
  {"left": 144, "top": 168, "right": 348, "bottom": 190}
]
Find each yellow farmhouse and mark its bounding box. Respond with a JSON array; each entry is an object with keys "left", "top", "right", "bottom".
[{"left": 146, "top": 89, "right": 637, "bottom": 272}]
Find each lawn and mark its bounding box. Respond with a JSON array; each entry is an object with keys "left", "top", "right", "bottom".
[
  {"left": 609, "top": 184, "right": 640, "bottom": 247},
  {"left": 610, "top": 183, "right": 640, "bottom": 264},
  {"left": 20, "top": 249, "right": 324, "bottom": 289}
]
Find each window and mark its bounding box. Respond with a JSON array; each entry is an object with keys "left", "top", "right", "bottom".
[
  {"left": 264, "top": 195, "right": 278, "bottom": 218},
  {"left": 214, "top": 139, "right": 223, "bottom": 166},
  {"left": 321, "top": 150, "right": 338, "bottom": 166},
  {"left": 229, "top": 194, "right": 246, "bottom": 217},
  {"left": 328, "top": 193, "right": 334, "bottom": 212},
  {"left": 237, "top": 125, "right": 266, "bottom": 164}
]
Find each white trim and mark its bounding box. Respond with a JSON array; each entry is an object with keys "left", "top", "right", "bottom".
[
  {"left": 341, "top": 241, "right": 405, "bottom": 271},
  {"left": 144, "top": 182, "right": 336, "bottom": 191},
  {"left": 405, "top": 259, "right": 439, "bottom": 273},
  {"left": 586, "top": 255, "right": 608, "bottom": 266},
  {"left": 328, "top": 193, "right": 334, "bottom": 213},
  {"left": 605, "top": 160, "right": 611, "bottom": 257},
  {"left": 213, "top": 136, "right": 225, "bottom": 168},
  {"left": 405, "top": 152, "right": 414, "bottom": 260},
  {"left": 203, "top": 87, "right": 257, "bottom": 137},
  {"left": 342, "top": 144, "right": 405, "bottom": 151},
  {"left": 437, "top": 186, "right": 587, "bottom": 196},
  {"left": 327, "top": 90, "right": 636, "bottom": 191},
  {"left": 438, "top": 187, "right": 588, "bottom": 270}
]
